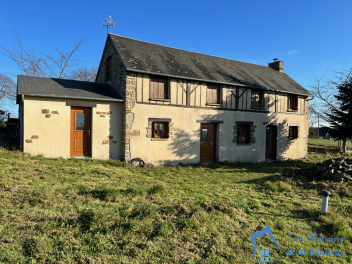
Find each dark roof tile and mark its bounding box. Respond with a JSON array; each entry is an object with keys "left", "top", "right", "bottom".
[
  {"left": 17, "top": 75, "right": 123, "bottom": 101},
  {"left": 110, "top": 34, "right": 311, "bottom": 96}
]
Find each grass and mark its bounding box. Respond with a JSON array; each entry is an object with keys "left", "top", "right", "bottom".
[
  {"left": 0, "top": 147, "right": 352, "bottom": 263},
  {"left": 308, "top": 138, "right": 351, "bottom": 150}
]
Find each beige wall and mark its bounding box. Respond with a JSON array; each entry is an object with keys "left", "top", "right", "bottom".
[
  {"left": 126, "top": 73, "right": 309, "bottom": 165},
  {"left": 23, "top": 96, "right": 123, "bottom": 160},
  {"left": 128, "top": 103, "right": 309, "bottom": 165}
]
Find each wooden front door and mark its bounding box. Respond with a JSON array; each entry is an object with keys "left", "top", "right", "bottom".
[
  {"left": 200, "top": 124, "right": 214, "bottom": 163},
  {"left": 266, "top": 125, "right": 277, "bottom": 160},
  {"left": 70, "top": 107, "right": 92, "bottom": 157}
]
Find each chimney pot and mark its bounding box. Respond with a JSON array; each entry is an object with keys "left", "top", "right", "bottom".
[{"left": 268, "top": 60, "right": 284, "bottom": 72}]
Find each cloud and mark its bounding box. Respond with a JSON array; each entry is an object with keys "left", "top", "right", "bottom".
[{"left": 288, "top": 50, "right": 300, "bottom": 55}]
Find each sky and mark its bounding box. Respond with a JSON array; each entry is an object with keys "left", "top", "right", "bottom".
[{"left": 1, "top": 0, "right": 352, "bottom": 120}]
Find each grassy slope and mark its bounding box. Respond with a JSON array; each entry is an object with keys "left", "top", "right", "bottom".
[
  {"left": 0, "top": 148, "right": 352, "bottom": 263},
  {"left": 308, "top": 138, "right": 352, "bottom": 150}
]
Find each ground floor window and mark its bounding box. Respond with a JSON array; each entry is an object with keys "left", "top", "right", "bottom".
[
  {"left": 288, "top": 126, "right": 298, "bottom": 138},
  {"left": 153, "top": 122, "right": 169, "bottom": 138},
  {"left": 237, "top": 124, "right": 251, "bottom": 143}
]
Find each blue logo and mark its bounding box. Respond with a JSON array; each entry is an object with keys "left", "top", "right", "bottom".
[
  {"left": 260, "top": 250, "right": 269, "bottom": 262},
  {"left": 250, "top": 225, "right": 280, "bottom": 261}
]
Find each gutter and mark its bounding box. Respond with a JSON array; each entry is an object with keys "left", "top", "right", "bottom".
[
  {"left": 17, "top": 93, "right": 124, "bottom": 102},
  {"left": 308, "top": 96, "right": 315, "bottom": 101}
]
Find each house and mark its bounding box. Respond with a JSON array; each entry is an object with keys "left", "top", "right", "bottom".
[{"left": 17, "top": 33, "right": 312, "bottom": 164}]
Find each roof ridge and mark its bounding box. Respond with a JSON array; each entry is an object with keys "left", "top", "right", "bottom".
[{"left": 109, "top": 33, "right": 272, "bottom": 69}]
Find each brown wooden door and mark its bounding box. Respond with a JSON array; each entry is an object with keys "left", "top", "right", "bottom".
[
  {"left": 70, "top": 107, "right": 92, "bottom": 157},
  {"left": 266, "top": 125, "right": 277, "bottom": 160},
  {"left": 200, "top": 124, "right": 214, "bottom": 162}
]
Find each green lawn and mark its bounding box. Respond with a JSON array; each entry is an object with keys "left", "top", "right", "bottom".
[
  {"left": 0, "top": 147, "right": 352, "bottom": 263},
  {"left": 308, "top": 138, "right": 351, "bottom": 150}
]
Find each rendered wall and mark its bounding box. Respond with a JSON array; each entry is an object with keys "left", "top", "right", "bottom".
[
  {"left": 22, "top": 96, "right": 123, "bottom": 160},
  {"left": 126, "top": 73, "right": 309, "bottom": 165}
]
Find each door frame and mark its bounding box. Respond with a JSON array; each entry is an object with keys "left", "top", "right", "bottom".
[
  {"left": 70, "top": 107, "right": 92, "bottom": 157},
  {"left": 265, "top": 125, "right": 277, "bottom": 160},
  {"left": 200, "top": 123, "right": 216, "bottom": 163}
]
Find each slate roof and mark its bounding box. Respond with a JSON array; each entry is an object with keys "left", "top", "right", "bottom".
[
  {"left": 110, "top": 34, "right": 311, "bottom": 96},
  {"left": 17, "top": 75, "right": 123, "bottom": 101}
]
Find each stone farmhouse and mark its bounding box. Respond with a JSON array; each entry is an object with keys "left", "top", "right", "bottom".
[{"left": 17, "top": 34, "right": 312, "bottom": 164}]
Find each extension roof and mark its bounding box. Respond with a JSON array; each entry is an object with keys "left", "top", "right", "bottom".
[
  {"left": 17, "top": 75, "right": 123, "bottom": 102},
  {"left": 109, "top": 34, "right": 311, "bottom": 96}
]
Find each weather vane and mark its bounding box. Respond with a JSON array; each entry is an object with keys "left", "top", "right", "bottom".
[{"left": 102, "top": 15, "right": 115, "bottom": 34}]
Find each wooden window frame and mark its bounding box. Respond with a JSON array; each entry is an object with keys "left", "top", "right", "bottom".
[
  {"left": 287, "top": 94, "right": 298, "bottom": 111},
  {"left": 106, "top": 56, "right": 112, "bottom": 81},
  {"left": 149, "top": 76, "right": 169, "bottom": 100},
  {"left": 152, "top": 121, "right": 169, "bottom": 138},
  {"left": 206, "top": 83, "right": 221, "bottom": 105},
  {"left": 288, "top": 126, "right": 299, "bottom": 139},
  {"left": 237, "top": 124, "right": 251, "bottom": 143},
  {"left": 251, "top": 89, "right": 264, "bottom": 109}
]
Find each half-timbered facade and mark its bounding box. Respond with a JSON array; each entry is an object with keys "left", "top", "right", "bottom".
[
  {"left": 17, "top": 34, "right": 311, "bottom": 164},
  {"left": 94, "top": 34, "right": 311, "bottom": 165}
]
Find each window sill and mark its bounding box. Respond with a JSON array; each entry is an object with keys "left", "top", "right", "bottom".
[
  {"left": 206, "top": 103, "right": 221, "bottom": 106},
  {"left": 236, "top": 143, "right": 251, "bottom": 145},
  {"left": 251, "top": 107, "right": 265, "bottom": 110},
  {"left": 149, "top": 98, "right": 170, "bottom": 102},
  {"left": 151, "top": 138, "right": 169, "bottom": 141},
  {"left": 287, "top": 109, "right": 298, "bottom": 112}
]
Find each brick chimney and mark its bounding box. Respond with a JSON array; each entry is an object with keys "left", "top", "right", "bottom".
[{"left": 268, "top": 60, "right": 284, "bottom": 72}]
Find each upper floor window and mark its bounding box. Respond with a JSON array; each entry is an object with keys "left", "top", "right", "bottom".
[
  {"left": 106, "top": 56, "right": 112, "bottom": 81},
  {"left": 287, "top": 94, "right": 298, "bottom": 111},
  {"left": 288, "top": 126, "right": 298, "bottom": 138},
  {"left": 206, "top": 83, "right": 220, "bottom": 104},
  {"left": 150, "top": 76, "right": 169, "bottom": 99},
  {"left": 251, "top": 89, "right": 264, "bottom": 108}
]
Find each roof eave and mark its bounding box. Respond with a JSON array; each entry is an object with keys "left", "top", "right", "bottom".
[{"left": 17, "top": 93, "right": 124, "bottom": 102}]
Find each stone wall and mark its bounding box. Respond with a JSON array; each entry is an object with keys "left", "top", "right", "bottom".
[
  {"left": 96, "top": 36, "right": 126, "bottom": 98},
  {"left": 123, "top": 72, "right": 138, "bottom": 161}
]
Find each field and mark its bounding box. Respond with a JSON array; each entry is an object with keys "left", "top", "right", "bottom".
[
  {"left": 308, "top": 138, "right": 352, "bottom": 150},
  {"left": 0, "top": 145, "right": 352, "bottom": 263}
]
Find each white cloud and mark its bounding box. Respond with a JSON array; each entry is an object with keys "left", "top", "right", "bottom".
[{"left": 288, "top": 50, "right": 300, "bottom": 55}]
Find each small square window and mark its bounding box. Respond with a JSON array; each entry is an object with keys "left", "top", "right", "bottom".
[
  {"left": 153, "top": 122, "right": 169, "bottom": 138},
  {"left": 287, "top": 94, "right": 298, "bottom": 110},
  {"left": 206, "top": 83, "right": 220, "bottom": 104},
  {"left": 237, "top": 124, "right": 251, "bottom": 143},
  {"left": 106, "top": 56, "right": 112, "bottom": 81},
  {"left": 288, "top": 126, "right": 298, "bottom": 138},
  {"left": 251, "top": 89, "right": 264, "bottom": 108}
]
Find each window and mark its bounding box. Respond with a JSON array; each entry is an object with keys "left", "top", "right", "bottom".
[
  {"left": 288, "top": 126, "right": 298, "bottom": 138},
  {"left": 153, "top": 122, "right": 169, "bottom": 138},
  {"left": 106, "top": 56, "right": 112, "bottom": 81},
  {"left": 237, "top": 124, "right": 251, "bottom": 143},
  {"left": 150, "top": 76, "right": 169, "bottom": 99},
  {"left": 287, "top": 94, "right": 298, "bottom": 110},
  {"left": 206, "top": 83, "right": 220, "bottom": 104},
  {"left": 251, "top": 89, "right": 264, "bottom": 108}
]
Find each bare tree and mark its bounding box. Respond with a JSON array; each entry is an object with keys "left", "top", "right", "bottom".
[
  {"left": 2, "top": 31, "right": 83, "bottom": 79},
  {"left": 0, "top": 72, "right": 16, "bottom": 101},
  {"left": 308, "top": 67, "right": 352, "bottom": 152},
  {"left": 70, "top": 66, "right": 97, "bottom": 82}
]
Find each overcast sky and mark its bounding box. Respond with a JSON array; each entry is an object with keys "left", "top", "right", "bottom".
[{"left": 1, "top": 0, "right": 352, "bottom": 118}]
